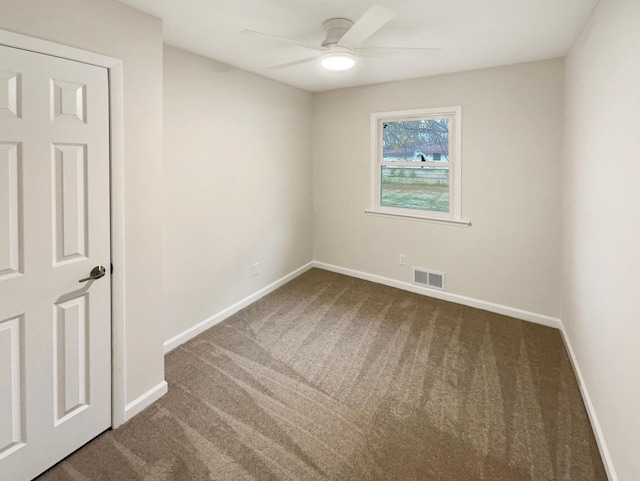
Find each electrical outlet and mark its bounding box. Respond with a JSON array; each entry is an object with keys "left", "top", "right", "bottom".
[
  {"left": 399, "top": 254, "right": 406, "bottom": 266},
  {"left": 253, "top": 262, "right": 260, "bottom": 276}
]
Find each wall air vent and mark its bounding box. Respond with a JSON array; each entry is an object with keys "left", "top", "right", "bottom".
[{"left": 412, "top": 267, "right": 445, "bottom": 291}]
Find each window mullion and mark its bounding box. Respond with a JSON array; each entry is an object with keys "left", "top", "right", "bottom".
[{"left": 380, "top": 162, "right": 450, "bottom": 168}]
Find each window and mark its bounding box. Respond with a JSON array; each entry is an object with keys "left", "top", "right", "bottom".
[{"left": 368, "top": 106, "right": 465, "bottom": 224}]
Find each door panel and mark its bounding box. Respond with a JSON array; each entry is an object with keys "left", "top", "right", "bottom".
[
  {"left": 54, "top": 294, "right": 89, "bottom": 425},
  {"left": 0, "top": 44, "right": 111, "bottom": 481},
  {"left": 50, "top": 78, "right": 86, "bottom": 123},
  {"left": 52, "top": 143, "right": 88, "bottom": 264},
  {"left": 0, "top": 315, "right": 23, "bottom": 456},
  {"left": 0, "top": 141, "right": 22, "bottom": 278},
  {"left": 0, "top": 70, "right": 20, "bottom": 118}
]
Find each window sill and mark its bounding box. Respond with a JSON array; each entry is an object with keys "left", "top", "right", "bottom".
[{"left": 364, "top": 209, "right": 471, "bottom": 227}]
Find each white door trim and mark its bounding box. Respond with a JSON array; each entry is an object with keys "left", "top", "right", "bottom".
[{"left": 0, "top": 29, "right": 127, "bottom": 427}]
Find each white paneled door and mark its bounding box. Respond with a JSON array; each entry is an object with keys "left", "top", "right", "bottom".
[{"left": 0, "top": 45, "right": 111, "bottom": 480}]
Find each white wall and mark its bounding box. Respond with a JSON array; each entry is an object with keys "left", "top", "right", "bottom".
[
  {"left": 163, "top": 46, "right": 313, "bottom": 341},
  {"left": 563, "top": 0, "right": 640, "bottom": 479},
  {"left": 313, "top": 59, "right": 564, "bottom": 318},
  {"left": 0, "top": 0, "right": 165, "bottom": 409}
]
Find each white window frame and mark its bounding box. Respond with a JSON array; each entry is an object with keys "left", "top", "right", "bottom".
[{"left": 366, "top": 106, "right": 469, "bottom": 226}]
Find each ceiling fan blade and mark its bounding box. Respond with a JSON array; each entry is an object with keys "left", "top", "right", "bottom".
[
  {"left": 337, "top": 4, "right": 397, "bottom": 50},
  {"left": 268, "top": 55, "right": 319, "bottom": 70},
  {"left": 241, "top": 30, "right": 324, "bottom": 51},
  {"left": 356, "top": 47, "right": 440, "bottom": 57}
]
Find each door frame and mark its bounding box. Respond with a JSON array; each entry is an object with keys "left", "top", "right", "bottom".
[{"left": 0, "top": 29, "right": 127, "bottom": 427}]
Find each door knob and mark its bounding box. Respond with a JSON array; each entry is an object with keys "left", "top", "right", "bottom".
[{"left": 78, "top": 265, "right": 106, "bottom": 283}]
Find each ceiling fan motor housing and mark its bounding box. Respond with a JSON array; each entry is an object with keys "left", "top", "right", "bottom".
[{"left": 321, "top": 18, "right": 354, "bottom": 47}]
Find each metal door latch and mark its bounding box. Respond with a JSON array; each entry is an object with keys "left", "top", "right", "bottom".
[{"left": 79, "top": 265, "right": 106, "bottom": 283}]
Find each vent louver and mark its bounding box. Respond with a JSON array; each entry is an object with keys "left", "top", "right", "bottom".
[{"left": 412, "top": 267, "right": 445, "bottom": 291}]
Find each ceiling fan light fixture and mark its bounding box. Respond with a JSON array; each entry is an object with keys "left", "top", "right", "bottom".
[{"left": 321, "top": 51, "right": 355, "bottom": 71}]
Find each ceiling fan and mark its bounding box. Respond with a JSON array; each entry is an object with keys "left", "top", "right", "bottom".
[{"left": 241, "top": 4, "right": 439, "bottom": 71}]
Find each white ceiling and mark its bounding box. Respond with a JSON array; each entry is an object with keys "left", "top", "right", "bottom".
[{"left": 116, "top": 0, "right": 598, "bottom": 92}]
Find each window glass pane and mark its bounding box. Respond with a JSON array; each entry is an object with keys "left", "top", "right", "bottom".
[
  {"left": 382, "top": 119, "right": 449, "bottom": 162},
  {"left": 381, "top": 166, "right": 449, "bottom": 212}
]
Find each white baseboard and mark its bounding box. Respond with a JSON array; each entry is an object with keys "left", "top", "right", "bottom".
[
  {"left": 124, "top": 380, "right": 168, "bottom": 422},
  {"left": 559, "top": 325, "right": 618, "bottom": 481},
  {"left": 163, "top": 262, "right": 315, "bottom": 353},
  {"left": 312, "top": 261, "right": 561, "bottom": 329}
]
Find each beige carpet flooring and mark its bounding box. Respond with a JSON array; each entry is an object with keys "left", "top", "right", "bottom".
[{"left": 39, "top": 268, "right": 607, "bottom": 480}]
